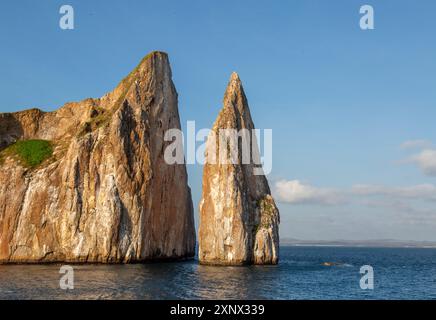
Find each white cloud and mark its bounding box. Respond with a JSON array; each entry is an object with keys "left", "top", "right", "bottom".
[
  {"left": 408, "top": 149, "right": 436, "bottom": 176},
  {"left": 352, "top": 184, "right": 436, "bottom": 201},
  {"left": 399, "top": 140, "right": 436, "bottom": 176},
  {"left": 359, "top": 198, "right": 436, "bottom": 225},
  {"left": 274, "top": 180, "right": 345, "bottom": 205},
  {"left": 400, "top": 139, "right": 432, "bottom": 150},
  {"left": 275, "top": 179, "right": 436, "bottom": 205},
  {"left": 275, "top": 178, "right": 436, "bottom": 229}
]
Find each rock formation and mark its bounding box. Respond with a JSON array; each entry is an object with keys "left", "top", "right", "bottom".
[
  {"left": 198, "top": 72, "right": 280, "bottom": 265},
  {"left": 0, "top": 51, "right": 196, "bottom": 263}
]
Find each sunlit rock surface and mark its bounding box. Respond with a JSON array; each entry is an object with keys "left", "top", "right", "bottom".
[
  {"left": 198, "top": 73, "right": 280, "bottom": 265},
  {"left": 0, "top": 52, "right": 196, "bottom": 263}
]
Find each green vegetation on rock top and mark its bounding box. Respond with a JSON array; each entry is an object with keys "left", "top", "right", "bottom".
[{"left": 1, "top": 140, "right": 53, "bottom": 168}]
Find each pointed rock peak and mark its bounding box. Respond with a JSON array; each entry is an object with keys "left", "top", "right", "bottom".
[
  {"left": 115, "top": 51, "right": 171, "bottom": 92},
  {"left": 134, "top": 51, "right": 170, "bottom": 77},
  {"left": 107, "top": 51, "right": 173, "bottom": 111},
  {"left": 223, "top": 72, "right": 248, "bottom": 111},
  {"left": 135, "top": 51, "right": 169, "bottom": 71},
  {"left": 230, "top": 71, "right": 241, "bottom": 83},
  {"left": 225, "top": 72, "right": 243, "bottom": 96},
  {"left": 218, "top": 71, "right": 253, "bottom": 130},
  {"left": 199, "top": 73, "right": 280, "bottom": 266},
  {"left": 143, "top": 50, "right": 168, "bottom": 61}
]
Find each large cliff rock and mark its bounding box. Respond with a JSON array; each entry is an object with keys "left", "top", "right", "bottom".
[
  {"left": 0, "top": 51, "right": 196, "bottom": 263},
  {"left": 198, "top": 72, "right": 280, "bottom": 265}
]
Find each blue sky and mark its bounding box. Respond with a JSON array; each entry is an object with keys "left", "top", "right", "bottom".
[{"left": 1, "top": 0, "right": 436, "bottom": 240}]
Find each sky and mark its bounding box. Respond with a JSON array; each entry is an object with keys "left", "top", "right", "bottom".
[{"left": 1, "top": 0, "right": 436, "bottom": 241}]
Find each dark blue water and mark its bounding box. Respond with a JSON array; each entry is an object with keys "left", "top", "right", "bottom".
[{"left": 0, "top": 246, "right": 435, "bottom": 299}]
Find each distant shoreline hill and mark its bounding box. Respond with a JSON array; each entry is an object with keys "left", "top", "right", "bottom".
[{"left": 281, "top": 238, "right": 436, "bottom": 248}]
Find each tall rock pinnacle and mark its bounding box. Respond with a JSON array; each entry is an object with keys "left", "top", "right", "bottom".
[
  {"left": 0, "top": 51, "right": 196, "bottom": 263},
  {"left": 198, "top": 72, "right": 280, "bottom": 265}
]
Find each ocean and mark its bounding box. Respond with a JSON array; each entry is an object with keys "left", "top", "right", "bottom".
[{"left": 0, "top": 246, "right": 435, "bottom": 300}]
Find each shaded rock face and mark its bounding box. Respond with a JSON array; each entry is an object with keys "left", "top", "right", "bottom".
[
  {"left": 198, "top": 73, "right": 280, "bottom": 265},
  {"left": 0, "top": 52, "right": 196, "bottom": 263}
]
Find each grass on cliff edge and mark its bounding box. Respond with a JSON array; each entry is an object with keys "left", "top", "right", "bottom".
[{"left": 0, "top": 140, "right": 53, "bottom": 168}]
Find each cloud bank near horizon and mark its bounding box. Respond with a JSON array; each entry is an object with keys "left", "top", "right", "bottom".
[{"left": 273, "top": 140, "right": 436, "bottom": 234}]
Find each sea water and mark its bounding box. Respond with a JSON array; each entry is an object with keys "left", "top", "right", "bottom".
[{"left": 0, "top": 246, "right": 435, "bottom": 300}]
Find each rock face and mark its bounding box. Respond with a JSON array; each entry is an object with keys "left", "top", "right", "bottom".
[
  {"left": 0, "top": 51, "right": 196, "bottom": 263},
  {"left": 198, "top": 73, "right": 280, "bottom": 265}
]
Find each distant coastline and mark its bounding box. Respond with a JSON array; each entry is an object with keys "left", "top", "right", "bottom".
[{"left": 281, "top": 238, "right": 436, "bottom": 248}]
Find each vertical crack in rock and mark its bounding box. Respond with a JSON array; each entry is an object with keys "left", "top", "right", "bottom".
[
  {"left": 0, "top": 51, "right": 196, "bottom": 263},
  {"left": 198, "top": 72, "right": 280, "bottom": 265}
]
